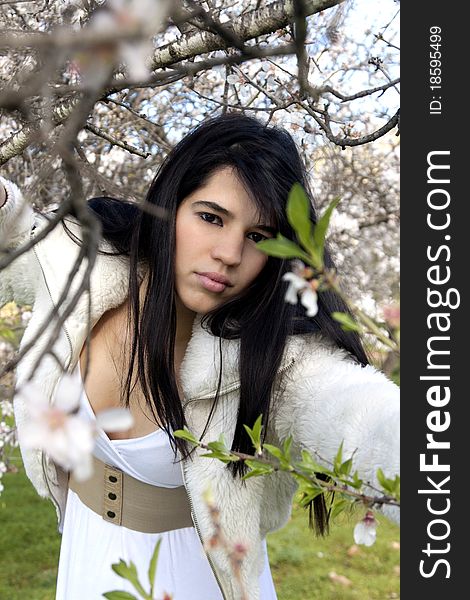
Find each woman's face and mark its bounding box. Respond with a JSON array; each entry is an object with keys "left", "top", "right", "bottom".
[{"left": 174, "top": 167, "right": 275, "bottom": 315}]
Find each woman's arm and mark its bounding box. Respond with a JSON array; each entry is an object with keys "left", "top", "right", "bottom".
[
  {"left": 275, "top": 338, "right": 400, "bottom": 523},
  {"left": 0, "top": 177, "right": 38, "bottom": 305}
]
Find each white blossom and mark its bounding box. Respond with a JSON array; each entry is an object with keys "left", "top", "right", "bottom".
[
  {"left": 21, "top": 310, "right": 32, "bottom": 325},
  {"left": 0, "top": 400, "right": 14, "bottom": 417},
  {"left": 0, "top": 420, "right": 10, "bottom": 433},
  {"left": 119, "top": 40, "right": 153, "bottom": 82},
  {"left": 282, "top": 272, "right": 318, "bottom": 317},
  {"left": 226, "top": 74, "right": 241, "bottom": 85},
  {"left": 104, "top": 0, "right": 170, "bottom": 35},
  {"left": 84, "top": 0, "right": 170, "bottom": 83},
  {"left": 353, "top": 511, "right": 377, "bottom": 546},
  {"left": 0, "top": 341, "right": 13, "bottom": 354},
  {"left": 17, "top": 378, "right": 95, "bottom": 482},
  {"left": 14, "top": 371, "right": 134, "bottom": 482},
  {"left": 287, "top": 111, "right": 305, "bottom": 130}
]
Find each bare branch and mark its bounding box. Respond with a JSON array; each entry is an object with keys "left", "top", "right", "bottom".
[
  {"left": 0, "top": 0, "right": 345, "bottom": 164},
  {"left": 320, "top": 78, "right": 400, "bottom": 102},
  {"left": 0, "top": 97, "right": 80, "bottom": 165},
  {"left": 304, "top": 104, "right": 400, "bottom": 148},
  {"left": 0, "top": 43, "right": 297, "bottom": 164},
  {"left": 160, "top": 0, "right": 344, "bottom": 70},
  {"left": 0, "top": 0, "right": 37, "bottom": 4},
  {"left": 85, "top": 122, "right": 150, "bottom": 159},
  {"left": 100, "top": 98, "right": 173, "bottom": 152},
  {"left": 292, "top": 0, "right": 310, "bottom": 95}
]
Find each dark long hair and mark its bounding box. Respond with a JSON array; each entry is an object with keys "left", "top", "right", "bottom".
[{"left": 64, "top": 113, "right": 368, "bottom": 535}]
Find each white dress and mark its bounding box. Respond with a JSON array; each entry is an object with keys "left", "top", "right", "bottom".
[{"left": 55, "top": 365, "right": 278, "bottom": 600}]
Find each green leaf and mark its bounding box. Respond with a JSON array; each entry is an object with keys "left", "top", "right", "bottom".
[
  {"left": 350, "top": 470, "right": 363, "bottom": 489},
  {"left": 376, "top": 469, "right": 400, "bottom": 500},
  {"left": 393, "top": 478, "right": 401, "bottom": 501},
  {"left": 341, "top": 458, "right": 353, "bottom": 476},
  {"left": 253, "top": 414, "right": 263, "bottom": 443},
  {"left": 312, "top": 197, "right": 341, "bottom": 263},
  {"left": 286, "top": 183, "right": 315, "bottom": 254},
  {"left": 199, "top": 434, "right": 238, "bottom": 463},
  {"left": 298, "top": 450, "right": 330, "bottom": 475},
  {"left": 110, "top": 561, "right": 147, "bottom": 598},
  {"left": 332, "top": 312, "right": 362, "bottom": 333},
  {"left": 102, "top": 592, "right": 138, "bottom": 600},
  {"left": 393, "top": 475, "right": 400, "bottom": 491},
  {"left": 256, "top": 235, "right": 309, "bottom": 260},
  {"left": 283, "top": 437, "right": 293, "bottom": 462},
  {"left": 242, "top": 463, "right": 274, "bottom": 480},
  {"left": 297, "top": 487, "right": 325, "bottom": 507},
  {"left": 206, "top": 440, "right": 229, "bottom": 454},
  {"left": 148, "top": 538, "right": 162, "bottom": 597},
  {"left": 174, "top": 428, "right": 199, "bottom": 446},
  {"left": 329, "top": 498, "right": 349, "bottom": 521},
  {"left": 333, "top": 442, "right": 344, "bottom": 473},
  {"left": 209, "top": 434, "right": 230, "bottom": 453},
  {"left": 245, "top": 459, "right": 268, "bottom": 470},
  {"left": 243, "top": 458, "right": 275, "bottom": 478},
  {"left": 111, "top": 560, "right": 130, "bottom": 579},
  {"left": 244, "top": 415, "right": 263, "bottom": 454},
  {"left": 263, "top": 443, "right": 284, "bottom": 461},
  {"left": 200, "top": 451, "right": 238, "bottom": 464},
  {"left": 376, "top": 468, "right": 387, "bottom": 489},
  {"left": 0, "top": 327, "right": 17, "bottom": 343}
]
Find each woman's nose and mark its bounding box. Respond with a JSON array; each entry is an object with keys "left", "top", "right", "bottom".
[{"left": 210, "top": 234, "right": 243, "bottom": 266}]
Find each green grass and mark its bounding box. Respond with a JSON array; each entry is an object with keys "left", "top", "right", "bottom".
[
  {"left": 268, "top": 508, "right": 400, "bottom": 599},
  {"left": 0, "top": 458, "right": 399, "bottom": 599},
  {"left": 0, "top": 460, "right": 61, "bottom": 600}
]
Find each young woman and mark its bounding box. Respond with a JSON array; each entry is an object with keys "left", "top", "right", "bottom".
[{"left": 0, "top": 113, "right": 399, "bottom": 600}]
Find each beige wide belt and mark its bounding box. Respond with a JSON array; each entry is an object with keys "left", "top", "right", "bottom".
[{"left": 69, "top": 455, "right": 194, "bottom": 533}]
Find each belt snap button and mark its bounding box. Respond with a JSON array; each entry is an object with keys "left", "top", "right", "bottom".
[
  {"left": 108, "top": 492, "right": 117, "bottom": 500},
  {"left": 109, "top": 475, "right": 117, "bottom": 483},
  {"left": 107, "top": 511, "right": 116, "bottom": 518}
]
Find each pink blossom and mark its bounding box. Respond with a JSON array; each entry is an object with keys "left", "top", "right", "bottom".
[{"left": 382, "top": 304, "right": 400, "bottom": 329}]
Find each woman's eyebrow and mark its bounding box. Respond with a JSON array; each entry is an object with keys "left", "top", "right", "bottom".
[
  {"left": 192, "top": 200, "right": 276, "bottom": 234},
  {"left": 192, "top": 200, "right": 231, "bottom": 217}
]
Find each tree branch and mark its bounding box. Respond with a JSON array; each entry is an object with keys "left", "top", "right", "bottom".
[
  {"left": 305, "top": 104, "right": 400, "bottom": 149},
  {"left": 320, "top": 78, "right": 400, "bottom": 102},
  {"left": 161, "top": 0, "right": 343, "bottom": 70},
  {"left": 0, "top": 0, "right": 344, "bottom": 164},
  {"left": 84, "top": 122, "right": 150, "bottom": 159}
]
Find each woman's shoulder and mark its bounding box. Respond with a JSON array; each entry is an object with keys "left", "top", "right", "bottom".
[
  {"left": 284, "top": 330, "right": 396, "bottom": 390},
  {"left": 32, "top": 208, "right": 135, "bottom": 299},
  {"left": 286, "top": 330, "right": 350, "bottom": 367},
  {"left": 33, "top": 196, "right": 136, "bottom": 255}
]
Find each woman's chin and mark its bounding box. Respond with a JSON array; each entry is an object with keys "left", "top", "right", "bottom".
[{"left": 179, "top": 290, "right": 226, "bottom": 315}]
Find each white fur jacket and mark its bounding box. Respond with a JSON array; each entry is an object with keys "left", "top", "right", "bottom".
[{"left": 0, "top": 177, "right": 400, "bottom": 600}]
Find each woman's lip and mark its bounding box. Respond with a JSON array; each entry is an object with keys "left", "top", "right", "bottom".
[{"left": 195, "top": 273, "right": 227, "bottom": 293}]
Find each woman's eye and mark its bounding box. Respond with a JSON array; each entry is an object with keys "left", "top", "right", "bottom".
[
  {"left": 248, "top": 232, "right": 269, "bottom": 244},
  {"left": 199, "top": 212, "right": 222, "bottom": 226},
  {"left": 197, "top": 213, "right": 269, "bottom": 243}
]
